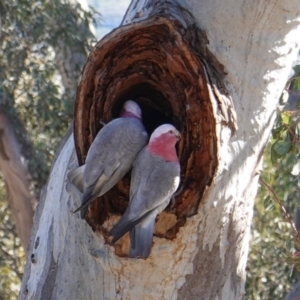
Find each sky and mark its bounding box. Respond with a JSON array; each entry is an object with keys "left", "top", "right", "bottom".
[{"left": 87, "top": 0, "right": 131, "bottom": 39}]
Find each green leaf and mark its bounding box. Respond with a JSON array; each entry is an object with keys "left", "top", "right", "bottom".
[
  {"left": 263, "top": 195, "right": 274, "bottom": 211},
  {"left": 293, "top": 65, "right": 300, "bottom": 77},
  {"left": 285, "top": 154, "right": 297, "bottom": 168},
  {"left": 272, "top": 116, "right": 285, "bottom": 139},
  {"left": 271, "top": 142, "right": 280, "bottom": 164},
  {"left": 294, "top": 76, "right": 300, "bottom": 92},
  {"left": 273, "top": 140, "right": 291, "bottom": 156},
  {"left": 281, "top": 112, "right": 292, "bottom": 125},
  {"left": 286, "top": 239, "right": 294, "bottom": 251},
  {"left": 281, "top": 129, "right": 288, "bottom": 141},
  {"left": 285, "top": 131, "right": 292, "bottom": 143}
]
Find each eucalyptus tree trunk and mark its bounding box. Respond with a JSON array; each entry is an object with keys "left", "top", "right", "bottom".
[
  {"left": 20, "top": 1, "right": 300, "bottom": 299},
  {"left": 0, "top": 111, "right": 35, "bottom": 250}
]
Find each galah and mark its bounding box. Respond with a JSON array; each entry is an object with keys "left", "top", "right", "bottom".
[
  {"left": 109, "top": 124, "right": 181, "bottom": 258},
  {"left": 68, "top": 100, "right": 148, "bottom": 219}
]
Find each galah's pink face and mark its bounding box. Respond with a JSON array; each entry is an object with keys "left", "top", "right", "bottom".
[
  {"left": 147, "top": 124, "right": 180, "bottom": 162},
  {"left": 150, "top": 124, "right": 180, "bottom": 144},
  {"left": 157, "top": 130, "right": 180, "bottom": 146}
]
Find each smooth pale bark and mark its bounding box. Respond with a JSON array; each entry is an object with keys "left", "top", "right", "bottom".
[{"left": 20, "top": 1, "right": 300, "bottom": 299}]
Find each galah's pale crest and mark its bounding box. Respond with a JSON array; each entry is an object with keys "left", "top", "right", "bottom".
[
  {"left": 68, "top": 100, "right": 148, "bottom": 218},
  {"left": 109, "top": 124, "right": 181, "bottom": 258}
]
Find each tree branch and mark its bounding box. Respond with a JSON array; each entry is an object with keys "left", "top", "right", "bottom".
[{"left": 260, "top": 178, "right": 300, "bottom": 245}]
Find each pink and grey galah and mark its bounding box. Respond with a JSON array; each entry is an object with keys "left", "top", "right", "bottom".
[
  {"left": 68, "top": 100, "right": 148, "bottom": 219},
  {"left": 109, "top": 124, "right": 181, "bottom": 258}
]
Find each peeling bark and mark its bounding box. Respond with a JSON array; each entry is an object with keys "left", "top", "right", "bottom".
[
  {"left": 20, "top": 0, "right": 300, "bottom": 299},
  {"left": 0, "top": 111, "right": 35, "bottom": 250}
]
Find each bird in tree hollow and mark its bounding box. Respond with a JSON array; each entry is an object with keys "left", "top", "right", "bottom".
[
  {"left": 109, "top": 124, "right": 181, "bottom": 258},
  {"left": 68, "top": 100, "right": 148, "bottom": 219}
]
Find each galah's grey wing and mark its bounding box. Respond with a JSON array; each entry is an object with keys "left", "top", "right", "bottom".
[
  {"left": 75, "top": 149, "right": 138, "bottom": 218},
  {"left": 83, "top": 119, "right": 130, "bottom": 188},
  {"left": 129, "top": 211, "right": 156, "bottom": 258},
  {"left": 129, "top": 151, "right": 180, "bottom": 218},
  {"left": 72, "top": 118, "right": 148, "bottom": 218},
  {"left": 83, "top": 118, "right": 147, "bottom": 191},
  {"left": 129, "top": 196, "right": 171, "bottom": 258},
  {"left": 110, "top": 207, "right": 156, "bottom": 243},
  {"left": 68, "top": 120, "right": 125, "bottom": 193},
  {"left": 76, "top": 157, "right": 127, "bottom": 218},
  {"left": 110, "top": 151, "right": 180, "bottom": 243},
  {"left": 67, "top": 165, "right": 85, "bottom": 193},
  {"left": 129, "top": 219, "right": 155, "bottom": 258}
]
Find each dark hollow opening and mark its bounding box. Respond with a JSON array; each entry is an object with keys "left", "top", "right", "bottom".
[{"left": 111, "top": 83, "right": 175, "bottom": 136}]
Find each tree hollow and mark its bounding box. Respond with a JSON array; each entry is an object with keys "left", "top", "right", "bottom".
[{"left": 74, "top": 17, "right": 217, "bottom": 244}]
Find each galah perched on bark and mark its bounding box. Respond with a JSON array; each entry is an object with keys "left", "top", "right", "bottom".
[
  {"left": 68, "top": 100, "right": 148, "bottom": 219},
  {"left": 109, "top": 124, "right": 181, "bottom": 258}
]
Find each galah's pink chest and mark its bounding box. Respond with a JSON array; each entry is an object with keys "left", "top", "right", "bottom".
[{"left": 147, "top": 134, "right": 178, "bottom": 162}]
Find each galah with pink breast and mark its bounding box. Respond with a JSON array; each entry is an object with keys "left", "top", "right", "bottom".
[{"left": 110, "top": 124, "right": 181, "bottom": 258}]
